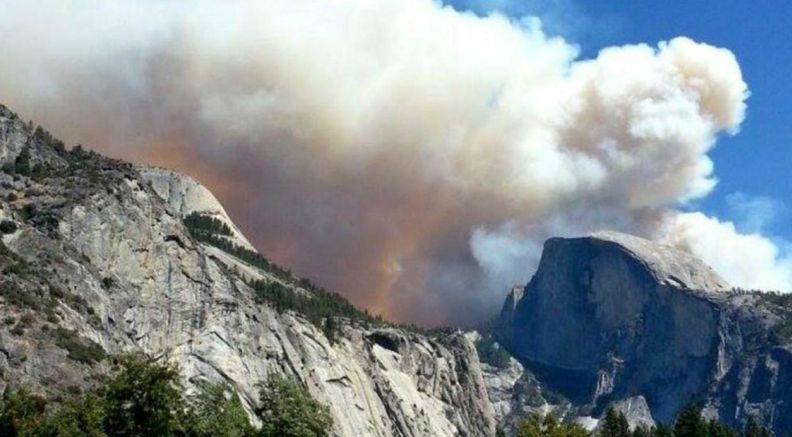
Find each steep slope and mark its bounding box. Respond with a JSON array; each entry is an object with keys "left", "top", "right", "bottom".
[
  {"left": 0, "top": 105, "right": 496, "bottom": 437},
  {"left": 139, "top": 166, "right": 257, "bottom": 251},
  {"left": 496, "top": 232, "right": 792, "bottom": 434}
]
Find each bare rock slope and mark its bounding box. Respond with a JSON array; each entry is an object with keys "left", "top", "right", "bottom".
[{"left": 0, "top": 105, "right": 496, "bottom": 437}]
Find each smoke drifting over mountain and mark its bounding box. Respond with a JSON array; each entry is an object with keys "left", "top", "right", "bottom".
[{"left": 1, "top": 0, "right": 788, "bottom": 325}]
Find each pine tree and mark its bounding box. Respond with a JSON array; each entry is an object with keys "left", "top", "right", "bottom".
[
  {"left": 654, "top": 423, "right": 675, "bottom": 437},
  {"left": 633, "top": 425, "right": 651, "bottom": 437},
  {"left": 745, "top": 417, "right": 762, "bottom": 437},
  {"left": 516, "top": 413, "right": 544, "bottom": 437},
  {"left": 13, "top": 146, "right": 31, "bottom": 176},
  {"left": 183, "top": 382, "right": 255, "bottom": 437},
  {"left": 744, "top": 416, "right": 772, "bottom": 437},
  {"left": 102, "top": 354, "right": 185, "bottom": 436},
  {"left": 257, "top": 375, "right": 333, "bottom": 437},
  {"left": 674, "top": 406, "right": 707, "bottom": 437},
  {"left": 601, "top": 407, "right": 630, "bottom": 437}
]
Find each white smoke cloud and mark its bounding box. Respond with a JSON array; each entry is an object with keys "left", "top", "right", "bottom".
[
  {"left": 659, "top": 212, "right": 792, "bottom": 292},
  {"left": 0, "top": 0, "right": 784, "bottom": 325}
]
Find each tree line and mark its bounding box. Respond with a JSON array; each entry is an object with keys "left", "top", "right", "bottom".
[
  {"left": 506, "top": 406, "right": 771, "bottom": 437},
  {"left": 182, "top": 212, "right": 293, "bottom": 280},
  {"left": 0, "top": 354, "right": 332, "bottom": 437}
]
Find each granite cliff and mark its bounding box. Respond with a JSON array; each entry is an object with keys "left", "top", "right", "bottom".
[
  {"left": 495, "top": 232, "right": 792, "bottom": 435},
  {"left": 3, "top": 101, "right": 792, "bottom": 436},
  {"left": 0, "top": 105, "right": 497, "bottom": 437}
]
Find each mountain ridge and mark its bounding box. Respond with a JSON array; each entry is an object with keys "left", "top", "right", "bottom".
[
  {"left": 0, "top": 104, "right": 497, "bottom": 437},
  {"left": 2, "top": 102, "right": 791, "bottom": 436},
  {"left": 495, "top": 233, "right": 792, "bottom": 434}
]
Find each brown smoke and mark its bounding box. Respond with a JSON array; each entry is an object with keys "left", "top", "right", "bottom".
[{"left": 2, "top": 0, "right": 787, "bottom": 326}]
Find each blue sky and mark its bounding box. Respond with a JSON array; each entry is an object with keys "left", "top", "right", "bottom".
[{"left": 445, "top": 0, "right": 792, "bottom": 241}]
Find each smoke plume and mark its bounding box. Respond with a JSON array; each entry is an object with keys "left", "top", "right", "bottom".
[{"left": 0, "top": 0, "right": 787, "bottom": 325}]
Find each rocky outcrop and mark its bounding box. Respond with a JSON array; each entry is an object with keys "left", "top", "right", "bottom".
[
  {"left": 6, "top": 100, "right": 792, "bottom": 436},
  {"left": 496, "top": 232, "right": 792, "bottom": 435},
  {"left": 139, "top": 166, "right": 256, "bottom": 251},
  {"left": 0, "top": 105, "right": 496, "bottom": 437}
]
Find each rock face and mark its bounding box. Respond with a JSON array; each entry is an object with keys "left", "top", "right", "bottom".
[
  {"left": 496, "top": 232, "right": 792, "bottom": 435},
  {"left": 6, "top": 101, "right": 792, "bottom": 436},
  {"left": 139, "top": 166, "right": 257, "bottom": 251},
  {"left": 0, "top": 105, "right": 497, "bottom": 437}
]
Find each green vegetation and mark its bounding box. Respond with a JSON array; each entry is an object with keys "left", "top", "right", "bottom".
[
  {"left": 184, "top": 212, "right": 233, "bottom": 237},
  {"left": 250, "top": 279, "right": 382, "bottom": 330},
  {"left": 184, "top": 382, "right": 256, "bottom": 437},
  {"left": 594, "top": 406, "right": 771, "bottom": 437},
  {"left": 32, "top": 125, "right": 66, "bottom": 156},
  {"left": 0, "top": 388, "right": 51, "bottom": 435},
  {"left": 183, "top": 212, "right": 292, "bottom": 279},
  {"left": 101, "top": 277, "right": 115, "bottom": 290},
  {"left": 505, "top": 406, "right": 773, "bottom": 437},
  {"left": 475, "top": 333, "right": 512, "bottom": 369},
  {"left": 66, "top": 144, "right": 102, "bottom": 166},
  {"left": 0, "top": 283, "right": 46, "bottom": 312},
  {"left": 601, "top": 407, "right": 631, "bottom": 437},
  {"left": 12, "top": 146, "right": 30, "bottom": 176},
  {"left": 0, "top": 354, "right": 332, "bottom": 437},
  {"left": 515, "top": 413, "right": 588, "bottom": 437},
  {"left": 0, "top": 239, "right": 27, "bottom": 273},
  {"left": 743, "top": 417, "right": 773, "bottom": 437},
  {"left": 184, "top": 213, "right": 460, "bottom": 339},
  {"left": 754, "top": 291, "right": 792, "bottom": 344},
  {"left": 102, "top": 354, "right": 185, "bottom": 436},
  {"left": 184, "top": 212, "right": 387, "bottom": 331},
  {"left": 0, "top": 145, "right": 59, "bottom": 181},
  {"left": 257, "top": 375, "right": 333, "bottom": 437},
  {"left": 0, "top": 236, "right": 103, "bottom": 325},
  {"left": 0, "top": 254, "right": 95, "bottom": 323},
  {"left": 39, "top": 393, "right": 106, "bottom": 437},
  {"left": 0, "top": 220, "right": 17, "bottom": 234},
  {"left": 52, "top": 327, "right": 106, "bottom": 364}
]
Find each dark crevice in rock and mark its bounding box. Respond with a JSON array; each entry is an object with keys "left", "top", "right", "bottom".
[
  {"left": 367, "top": 330, "right": 404, "bottom": 354},
  {"left": 164, "top": 234, "right": 185, "bottom": 248}
]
